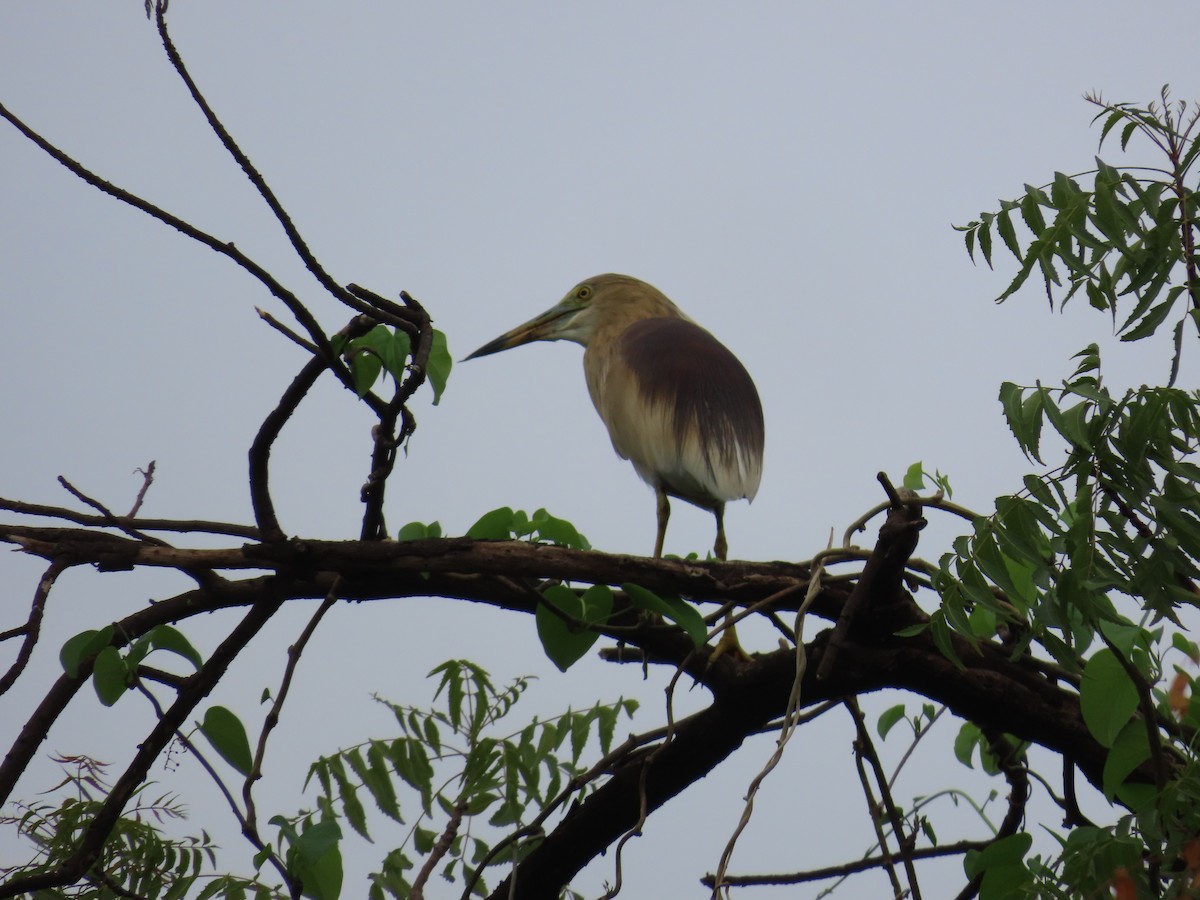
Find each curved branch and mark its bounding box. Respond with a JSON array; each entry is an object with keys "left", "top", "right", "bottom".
[{"left": 0, "top": 558, "right": 71, "bottom": 696}]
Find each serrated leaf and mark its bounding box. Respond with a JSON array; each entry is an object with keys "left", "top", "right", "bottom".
[
  {"left": 1121, "top": 293, "right": 1181, "bottom": 341},
  {"left": 199, "top": 706, "right": 255, "bottom": 776},
  {"left": 996, "top": 206, "right": 1021, "bottom": 258}
]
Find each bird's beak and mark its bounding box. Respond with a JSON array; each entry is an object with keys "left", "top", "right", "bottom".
[{"left": 463, "top": 300, "right": 578, "bottom": 361}]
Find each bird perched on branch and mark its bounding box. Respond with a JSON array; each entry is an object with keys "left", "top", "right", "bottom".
[{"left": 465, "top": 273, "right": 764, "bottom": 567}]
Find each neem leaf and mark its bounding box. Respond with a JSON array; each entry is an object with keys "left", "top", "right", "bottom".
[
  {"left": 427, "top": 329, "right": 453, "bottom": 406},
  {"left": 622, "top": 583, "right": 706, "bottom": 647},
  {"left": 60, "top": 626, "right": 114, "bottom": 678},
  {"left": 92, "top": 646, "right": 129, "bottom": 707},
  {"left": 147, "top": 624, "right": 204, "bottom": 670},
  {"left": 467, "top": 507, "right": 516, "bottom": 540},
  {"left": 1079, "top": 648, "right": 1140, "bottom": 748},
  {"left": 200, "top": 705, "right": 254, "bottom": 776}
]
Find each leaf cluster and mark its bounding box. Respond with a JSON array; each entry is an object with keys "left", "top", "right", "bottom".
[
  {"left": 938, "top": 89, "right": 1200, "bottom": 896},
  {"left": 0, "top": 757, "right": 281, "bottom": 900},
  {"left": 293, "top": 660, "right": 637, "bottom": 899}
]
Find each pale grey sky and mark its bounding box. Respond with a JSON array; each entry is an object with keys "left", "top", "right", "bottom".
[{"left": 2, "top": 3, "right": 1198, "bottom": 897}]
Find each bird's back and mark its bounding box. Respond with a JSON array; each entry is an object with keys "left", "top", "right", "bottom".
[{"left": 586, "top": 315, "right": 764, "bottom": 511}]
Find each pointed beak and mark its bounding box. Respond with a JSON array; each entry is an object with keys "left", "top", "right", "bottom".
[{"left": 462, "top": 301, "right": 578, "bottom": 361}]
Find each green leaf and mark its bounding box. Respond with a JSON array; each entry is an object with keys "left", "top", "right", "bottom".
[
  {"left": 1101, "top": 719, "right": 1151, "bottom": 800},
  {"left": 536, "top": 585, "right": 599, "bottom": 672},
  {"left": 996, "top": 206, "right": 1021, "bottom": 258},
  {"left": 954, "top": 721, "right": 981, "bottom": 768},
  {"left": 622, "top": 583, "right": 707, "bottom": 647},
  {"left": 876, "top": 704, "right": 907, "bottom": 740},
  {"left": 1041, "top": 392, "right": 1092, "bottom": 452},
  {"left": 346, "top": 343, "right": 384, "bottom": 396},
  {"left": 530, "top": 509, "right": 591, "bottom": 550},
  {"left": 1079, "top": 649, "right": 1140, "bottom": 747},
  {"left": 1121, "top": 292, "right": 1181, "bottom": 341},
  {"left": 200, "top": 706, "right": 255, "bottom": 776},
  {"left": 396, "top": 521, "right": 430, "bottom": 541},
  {"left": 427, "top": 329, "right": 453, "bottom": 405},
  {"left": 466, "top": 507, "right": 516, "bottom": 540},
  {"left": 146, "top": 624, "right": 204, "bottom": 670},
  {"left": 60, "top": 626, "right": 114, "bottom": 678},
  {"left": 290, "top": 820, "right": 343, "bottom": 900},
  {"left": 902, "top": 462, "right": 924, "bottom": 491},
  {"left": 92, "top": 645, "right": 129, "bottom": 706},
  {"left": 963, "top": 833, "right": 1033, "bottom": 900}
]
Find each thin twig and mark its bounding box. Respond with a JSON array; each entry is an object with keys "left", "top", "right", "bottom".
[
  {"left": 0, "top": 495, "right": 259, "bottom": 539},
  {"left": 57, "top": 476, "right": 167, "bottom": 547},
  {"left": 709, "top": 547, "right": 831, "bottom": 896},
  {"left": 0, "top": 558, "right": 70, "bottom": 697},
  {"left": 705, "top": 840, "right": 992, "bottom": 888},
  {"left": 847, "top": 698, "right": 922, "bottom": 899},
  {"left": 127, "top": 461, "right": 155, "bottom": 518},
  {"left": 244, "top": 586, "right": 341, "bottom": 829},
  {"left": 152, "top": 2, "right": 420, "bottom": 333},
  {"left": 411, "top": 799, "right": 468, "bottom": 900},
  {"left": 132, "top": 683, "right": 298, "bottom": 896},
  {"left": 887, "top": 705, "right": 946, "bottom": 790}
]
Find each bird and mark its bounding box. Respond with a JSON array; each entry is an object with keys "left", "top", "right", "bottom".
[{"left": 464, "top": 274, "right": 764, "bottom": 571}]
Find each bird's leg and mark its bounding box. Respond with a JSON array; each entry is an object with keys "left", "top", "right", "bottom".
[
  {"left": 713, "top": 505, "right": 728, "bottom": 562},
  {"left": 654, "top": 488, "right": 670, "bottom": 558},
  {"left": 709, "top": 503, "right": 748, "bottom": 662}
]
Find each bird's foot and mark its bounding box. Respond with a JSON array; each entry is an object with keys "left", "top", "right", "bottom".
[{"left": 707, "top": 619, "right": 750, "bottom": 666}]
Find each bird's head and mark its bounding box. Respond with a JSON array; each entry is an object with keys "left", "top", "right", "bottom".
[{"left": 464, "top": 274, "right": 684, "bottom": 360}]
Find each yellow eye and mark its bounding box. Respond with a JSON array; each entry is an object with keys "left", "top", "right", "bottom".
[{"left": 576, "top": 285, "right": 593, "bottom": 302}]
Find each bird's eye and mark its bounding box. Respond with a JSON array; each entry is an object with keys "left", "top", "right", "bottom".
[{"left": 576, "top": 285, "right": 593, "bottom": 302}]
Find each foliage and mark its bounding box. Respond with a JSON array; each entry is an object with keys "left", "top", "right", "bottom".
[
  {"left": 4, "top": 9, "right": 1200, "bottom": 895},
  {"left": 292, "top": 660, "right": 637, "bottom": 899},
  {"left": 0, "top": 756, "right": 284, "bottom": 899},
  {"left": 941, "top": 88, "right": 1200, "bottom": 895},
  {"left": 335, "top": 326, "right": 454, "bottom": 406}
]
